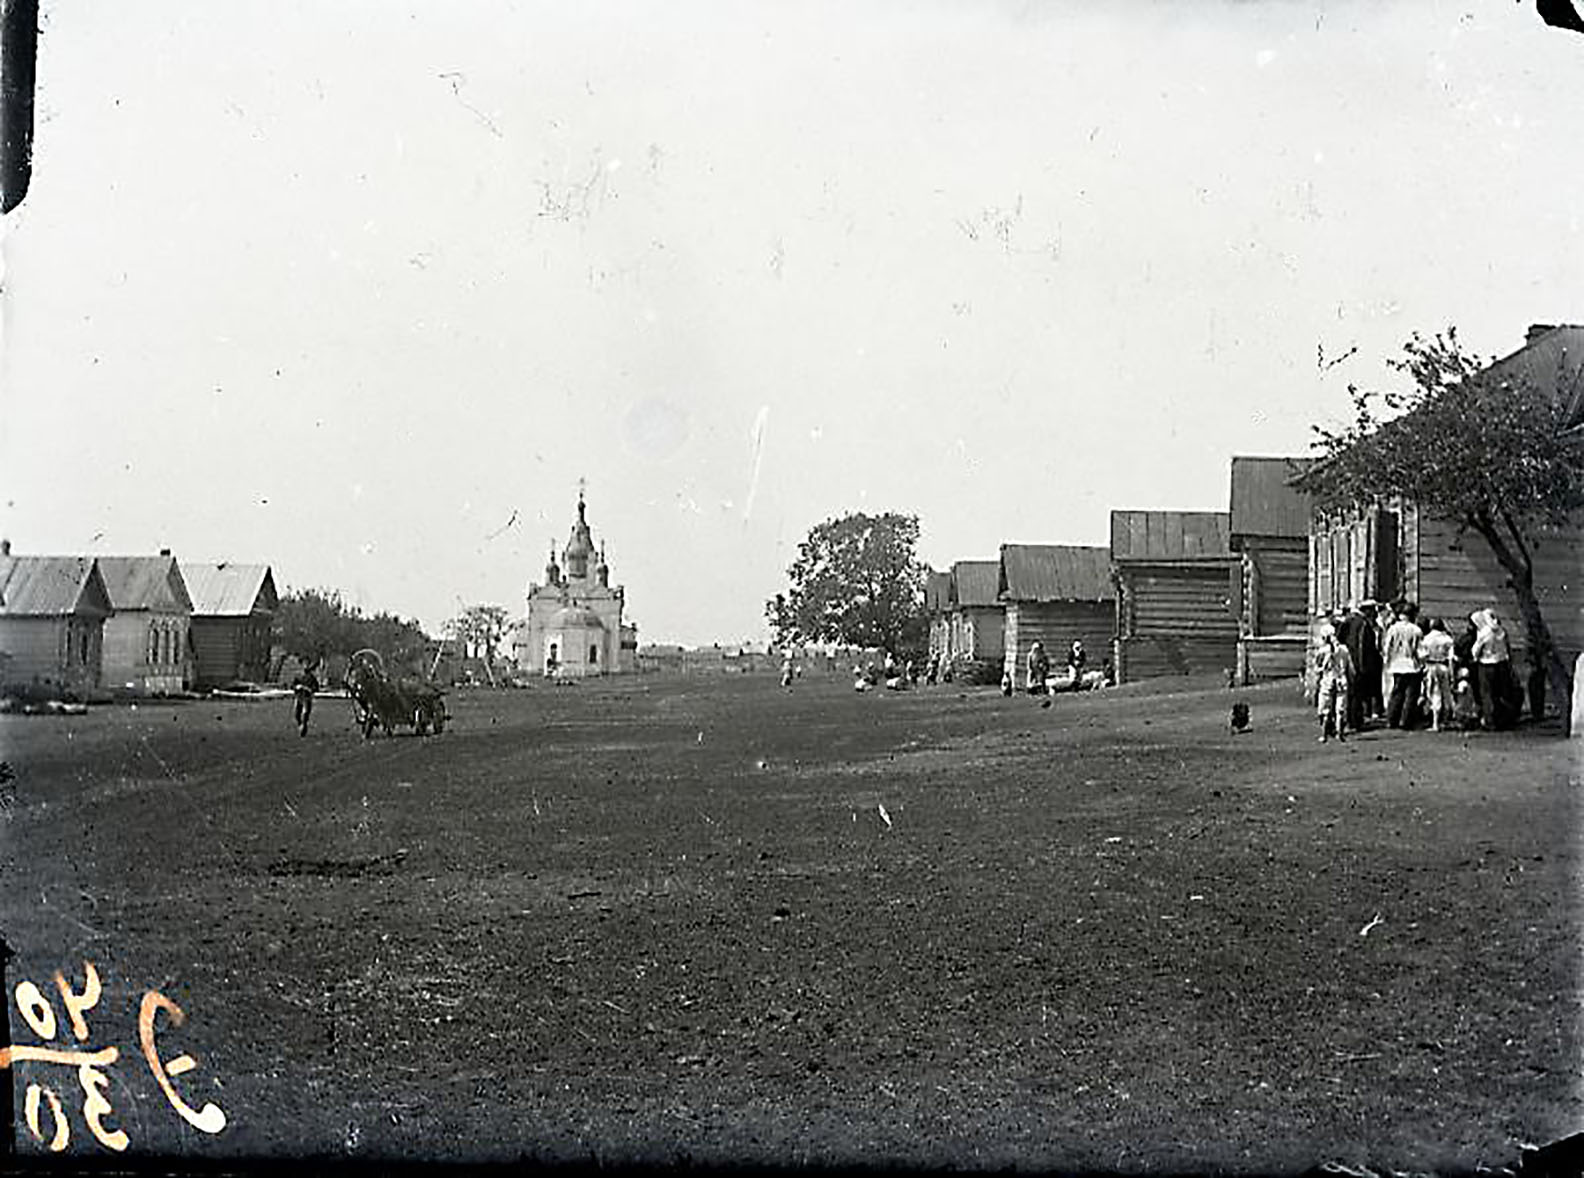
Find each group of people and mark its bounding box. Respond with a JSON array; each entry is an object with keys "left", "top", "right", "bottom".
[
  {"left": 1007, "top": 639, "right": 1110, "bottom": 696},
  {"left": 1311, "top": 598, "right": 1528, "bottom": 743}
]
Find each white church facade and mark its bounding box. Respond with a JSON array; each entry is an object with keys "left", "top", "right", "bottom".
[{"left": 512, "top": 492, "right": 638, "bottom": 678}]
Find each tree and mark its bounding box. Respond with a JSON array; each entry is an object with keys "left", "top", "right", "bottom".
[
  {"left": 766, "top": 512, "right": 928, "bottom": 658},
  {"left": 274, "top": 588, "right": 432, "bottom": 676},
  {"left": 1296, "top": 327, "right": 1584, "bottom": 720},
  {"left": 453, "top": 604, "right": 510, "bottom": 684}
]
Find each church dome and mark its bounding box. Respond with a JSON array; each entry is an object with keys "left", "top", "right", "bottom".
[{"left": 550, "top": 605, "right": 605, "bottom": 630}]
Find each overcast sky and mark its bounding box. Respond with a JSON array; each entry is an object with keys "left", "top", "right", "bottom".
[{"left": 1, "top": 2, "right": 1579, "bottom": 646}]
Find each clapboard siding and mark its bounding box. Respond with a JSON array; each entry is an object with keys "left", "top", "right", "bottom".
[
  {"left": 0, "top": 617, "right": 103, "bottom": 693},
  {"left": 102, "top": 612, "right": 192, "bottom": 693},
  {"left": 191, "top": 615, "right": 272, "bottom": 687},
  {"left": 1003, "top": 601, "right": 1113, "bottom": 681},
  {"left": 1413, "top": 512, "right": 1584, "bottom": 661}
]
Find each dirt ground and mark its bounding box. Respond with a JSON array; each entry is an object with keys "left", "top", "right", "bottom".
[{"left": 1, "top": 672, "right": 1579, "bottom": 1171}]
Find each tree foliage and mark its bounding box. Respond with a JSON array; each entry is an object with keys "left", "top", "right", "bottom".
[
  {"left": 1296, "top": 327, "right": 1584, "bottom": 709},
  {"left": 454, "top": 604, "right": 510, "bottom": 667},
  {"left": 273, "top": 588, "right": 431, "bottom": 675},
  {"left": 766, "top": 511, "right": 928, "bottom": 657}
]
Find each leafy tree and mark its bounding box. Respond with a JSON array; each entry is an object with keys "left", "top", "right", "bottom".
[
  {"left": 273, "top": 588, "right": 359, "bottom": 666},
  {"left": 274, "top": 588, "right": 431, "bottom": 676},
  {"left": 1296, "top": 327, "right": 1584, "bottom": 718},
  {"left": 767, "top": 512, "right": 928, "bottom": 658},
  {"left": 453, "top": 603, "right": 511, "bottom": 684}
]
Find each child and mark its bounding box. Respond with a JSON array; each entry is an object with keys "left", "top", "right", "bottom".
[{"left": 1314, "top": 626, "right": 1354, "bottom": 743}]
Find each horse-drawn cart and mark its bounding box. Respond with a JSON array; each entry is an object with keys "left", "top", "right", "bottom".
[{"left": 345, "top": 649, "right": 447, "bottom": 738}]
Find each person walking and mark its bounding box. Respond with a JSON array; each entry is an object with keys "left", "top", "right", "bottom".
[
  {"left": 1314, "top": 625, "right": 1354, "bottom": 743},
  {"left": 1417, "top": 618, "right": 1455, "bottom": 732},
  {"left": 291, "top": 658, "right": 320, "bottom": 737},
  {"left": 1382, "top": 602, "right": 1425, "bottom": 729}
]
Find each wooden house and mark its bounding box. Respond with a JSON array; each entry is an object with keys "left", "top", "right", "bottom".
[
  {"left": 1309, "top": 324, "right": 1584, "bottom": 669},
  {"left": 945, "top": 560, "right": 1005, "bottom": 666},
  {"left": 183, "top": 562, "right": 278, "bottom": 688},
  {"left": 1229, "top": 457, "right": 1313, "bottom": 684},
  {"left": 998, "top": 545, "right": 1114, "bottom": 684},
  {"left": 1110, "top": 511, "right": 1240, "bottom": 683},
  {"left": 0, "top": 548, "right": 113, "bottom": 695},
  {"left": 925, "top": 570, "right": 952, "bottom": 664},
  {"left": 98, "top": 552, "right": 195, "bottom": 694}
]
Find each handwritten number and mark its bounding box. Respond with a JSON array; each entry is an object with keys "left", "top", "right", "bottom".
[
  {"left": 14, "top": 981, "right": 57, "bottom": 1040},
  {"left": 138, "top": 990, "right": 228, "bottom": 1134},
  {"left": 77, "top": 1063, "right": 130, "bottom": 1152},
  {"left": 54, "top": 961, "right": 102, "bottom": 1042}
]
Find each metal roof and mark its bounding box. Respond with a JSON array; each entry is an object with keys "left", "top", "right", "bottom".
[
  {"left": 924, "top": 570, "right": 952, "bottom": 613},
  {"left": 998, "top": 545, "right": 1114, "bottom": 603},
  {"left": 1485, "top": 324, "right": 1584, "bottom": 425},
  {"left": 1110, "top": 511, "right": 1232, "bottom": 560},
  {"left": 0, "top": 556, "right": 113, "bottom": 617},
  {"left": 96, "top": 555, "right": 193, "bottom": 612},
  {"left": 950, "top": 560, "right": 1002, "bottom": 608},
  {"left": 1229, "top": 457, "right": 1313, "bottom": 539},
  {"left": 184, "top": 563, "right": 277, "bottom": 617}
]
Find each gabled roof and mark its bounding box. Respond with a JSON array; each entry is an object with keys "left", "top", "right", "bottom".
[
  {"left": 950, "top": 560, "right": 1002, "bottom": 609},
  {"left": 97, "top": 555, "right": 193, "bottom": 612},
  {"left": 1486, "top": 324, "right": 1584, "bottom": 425},
  {"left": 924, "top": 570, "right": 952, "bottom": 614},
  {"left": 184, "top": 563, "right": 277, "bottom": 617},
  {"left": 998, "top": 545, "right": 1113, "bottom": 603},
  {"left": 1110, "top": 511, "right": 1233, "bottom": 561},
  {"left": 1229, "top": 457, "right": 1313, "bottom": 539},
  {"left": 0, "top": 556, "right": 113, "bottom": 617}
]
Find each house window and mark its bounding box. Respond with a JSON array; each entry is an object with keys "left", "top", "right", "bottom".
[
  {"left": 149, "top": 627, "right": 159, "bottom": 664},
  {"left": 80, "top": 628, "right": 90, "bottom": 665},
  {"left": 589, "top": 644, "right": 599, "bottom": 665}
]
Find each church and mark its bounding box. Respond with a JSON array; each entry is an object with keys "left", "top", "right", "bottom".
[{"left": 512, "top": 491, "right": 638, "bottom": 677}]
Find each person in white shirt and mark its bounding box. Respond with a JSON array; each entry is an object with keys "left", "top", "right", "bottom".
[
  {"left": 1417, "top": 619, "right": 1456, "bottom": 732},
  {"left": 1471, "top": 608, "right": 1517, "bottom": 729},
  {"left": 1381, "top": 601, "right": 1425, "bottom": 729}
]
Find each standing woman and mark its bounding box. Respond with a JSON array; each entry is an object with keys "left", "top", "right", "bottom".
[
  {"left": 1471, "top": 609, "right": 1517, "bottom": 729},
  {"left": 1417, "top": 619, "right": 1455, "bottom": 733}
]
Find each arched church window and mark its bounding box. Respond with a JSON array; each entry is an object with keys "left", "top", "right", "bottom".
[{"left": 589, "top": 644, "right": 598, "bottom": 665}]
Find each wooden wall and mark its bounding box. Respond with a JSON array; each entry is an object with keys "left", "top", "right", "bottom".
[
  {"left": 951, "top": 606, "right": 1005, "bottom": 664},
  {"left": 1241, "top": 541, "right": 1309, "bottom": 637},
  {"left": 1411, "top": 509, "right": 1584, "bottom": 663},
  {"left": 191, "top": 615, "right": 271, "bottom": 688},
  {"left": 102, "top": 612, "right": 192, "bottom": 693},
  {"left": 1002, "top": 601, "right": 1114, "bottom": 682},
  {"left": 1114, "top": 561, "right": 1240, "bottom": 682},
  {"left": 0, "top": 616, "right": 103, "bottom": 694}
]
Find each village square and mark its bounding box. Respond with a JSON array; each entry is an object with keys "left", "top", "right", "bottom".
[{"left": 3, "top": 3, "right": 1584, "bottom": 1173}]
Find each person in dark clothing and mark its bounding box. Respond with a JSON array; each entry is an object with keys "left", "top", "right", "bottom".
[
  {"left": 1336, "top": 604, "right": 1369, "bottom": 730},
  {"left": 1453, "top": 616, "right": 1482, "bottom": 717},
  {"left": 291, "top": 660, "right": 320, "bottom": 736},
  {"left": 1355, "top": 601, "right": 1385, "bottom": 722}
]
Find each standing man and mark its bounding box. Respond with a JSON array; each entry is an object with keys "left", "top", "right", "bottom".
[
  {"left": 291, "top": 657, "right": 321, "bottom": 737},
  {"left": 1382, "top": 602, "right": 1425, "bottom": 730}
]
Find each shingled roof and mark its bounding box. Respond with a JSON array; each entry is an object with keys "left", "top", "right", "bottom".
[
  {"left": 184, "top": 563, "right": 277, "bottom": 617},
  {"left": 1229, "top": 457, "right": 1313, "bottom": 539},
  {"left": 950, "top": 561, "right": 1002, "bottom": 608},
  {"left": 998, "top": 545, "right": 1113, "bottom": 603},
  {"left": 97, "top": 555, "right": 194, "bottom": 612},
  {"left": 0, "top": 556, "right": 113, "bottom": 617}
]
